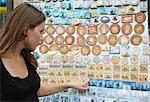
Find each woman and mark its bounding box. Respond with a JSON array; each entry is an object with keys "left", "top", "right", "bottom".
[{"left": 0, "top": 3, "right": 88, "bottom": 101}]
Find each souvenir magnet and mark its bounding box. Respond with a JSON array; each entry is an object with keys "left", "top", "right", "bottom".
[
  {"left": 39, "top": 44, "right": 49, "bottom": 54},
  {"left": 98, "top": 34, "right": 107, "bottom": 44},
  {"left": 81, "top": 45, "right": 91, "bottom": 56}
]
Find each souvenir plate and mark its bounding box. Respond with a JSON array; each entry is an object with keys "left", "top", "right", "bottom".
[
  {"left": 44, "top": 35, "right": 54, "bottom": 45},
  {"left": 55, "top": 25, "right": 65, "bottom": 35},
  {"left": 88, "top": 25, "right": 98, "bottom": 34},
  {"left": 55, "top": 35, "right": 64, "bottom": 45},
  {"left": 49, "top": 44, "right": 59, "bottom": 51},
  {"left": 60, "top": 44, "right": 69, "bottom": 54},
  {"left": 69, "top": 44, "right": 80, "bottom": 55},
  {"left": 131, "top": 34, "right": 142, "bottom": 46},
  {"left": 45, "top": 25, "right": 55, "bottom": 35},
  {"left": 99, "top": 23, "right": 109, "bottom": 34},
  {"left": 122, "top": 23, "right": 132, "bottom": 35},
  {"left": 108, "top": 35, "right": 118, "bottom": 46},
  {"left": 98, "top": 34, "right": 107, "bottom": 44},
  {"left": 92, "top": 44, "right": 102, "bottom": 56},
  {"left": 70, "top": 44, "right": 79, "bottom": 51},
  {"left": 39, "top": 44, "right": 49, "bottom": 54},
  {"left": 76, "top": 36, "right": 86, "bottom": 46},
  {"left": 77, "top": 25, "right": 87, "bottom": 36},
  {"left": 119, "top": 35, "right": 129, "bottom": 46},
  {"left": 86, "top": 35, "right": 97, "bottom": 46},
  {"left": 65, "top": 35, "right": 75, "bottom": 45},
  {"left": 66, "top": 25, "right": 75, "bottom": 35},
  {"left": 110, "top": 24, "right": 120, "bottom": 34},
  {"left": 135, "top": 12, "right": 146, "bottom": 23},
  {"left": 81, "top": 45, "right": 91, "bottom": 56},
  {"left": 134, "top": 23, "right": 144, "bottom": 34}
]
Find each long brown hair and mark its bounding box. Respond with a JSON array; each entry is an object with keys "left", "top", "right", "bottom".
[{"left": 0, "top": 3, "right": 45, "bottom": 68}]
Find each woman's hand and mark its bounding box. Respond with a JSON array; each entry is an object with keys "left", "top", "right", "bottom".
[{"left": 67, "top": 80, "right": 89, "bottom": 91}]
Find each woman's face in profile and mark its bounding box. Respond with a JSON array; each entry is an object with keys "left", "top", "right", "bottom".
[{"left": 25, "top": 22, "right": 45, "bottom": 51}]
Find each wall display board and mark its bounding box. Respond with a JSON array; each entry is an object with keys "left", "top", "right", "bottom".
[{"left": 25, "top": 0, "right": 150, "bottom": 101}]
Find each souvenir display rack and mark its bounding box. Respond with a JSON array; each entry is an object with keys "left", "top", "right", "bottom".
[{"left": 24, "top": 0, "right": 150, "bottom": 102}]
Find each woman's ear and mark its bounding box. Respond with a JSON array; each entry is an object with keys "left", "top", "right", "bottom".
[{"left": 24, "top": 25, "right": 30, "bottom": 37}]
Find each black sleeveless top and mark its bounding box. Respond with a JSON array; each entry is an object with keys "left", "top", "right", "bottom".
[{"left": 0, "top": 55, "right": 41, "bottom": 101}]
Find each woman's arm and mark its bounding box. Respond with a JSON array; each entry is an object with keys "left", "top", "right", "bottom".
[{"left": 37, "top": 81, "right": 88, "bottom": 97}]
